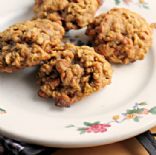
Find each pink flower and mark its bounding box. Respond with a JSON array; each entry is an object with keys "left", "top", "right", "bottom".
[
  {"left": 141, "top": 108, "right": 149, "bottom": 115},
  {"left": 123, "top": 0, "right": 132, "bottom": 4},
  {"left": 86, "top": 124, "right": 111, "bottom": 133}
]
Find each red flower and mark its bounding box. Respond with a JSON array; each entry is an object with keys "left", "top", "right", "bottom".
[{"left": 86, "top": 124, "right": 111, "bottom": 133}]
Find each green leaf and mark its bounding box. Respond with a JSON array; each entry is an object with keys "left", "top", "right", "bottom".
[
  {"left": 149, "top": 107, "right": 156, "bottom": 114},
  {"left": 142, "top": 3, "right": 149, "bottom": 9},
  {"left": 138, "top": 102, "right": 147, "bottom": 106},
  {"left": 114, "top": 0, "right": 121, "bottom": 5},
  {"left": 126, "top": 109, "right": 135, "bottom": 114},
  {"left": 84, "top": 122, "right": 93, "bottom": 126},
  {"left": 78, "top": 128, "right": 87, "bottom": 131},
  {"left": 143, "top": 5, "right": 149, "bottom": 9},
  {"left": 133, "top": 116, "right": 140, "bottom": 122},
  {"left": 0, "top": 108, "right": 6, "bottom": 113},
  {"left": 92, "top": 121, "right": 100, "bottom": 125},
  {"left": 127, "top": 108, "right": 144, "bottom": 114},
  {"left": 136, "top": 108, "right": 144, "bottom": 113},
  {"left": 80, "top": 130, "right": 86, "bottom": 134},
  {"left": 66, "top": 124, "right": 74, "bottom": 128},
  {"left": 78, "top": 128, "right": 86, "bottom": 134}
]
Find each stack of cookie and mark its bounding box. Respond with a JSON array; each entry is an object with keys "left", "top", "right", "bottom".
[{"left": 0, "top": 0, "right": 154, "bottom": 107}]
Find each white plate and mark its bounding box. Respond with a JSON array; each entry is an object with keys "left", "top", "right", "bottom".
[{"left": 0, "top": 0, "right": 156, "bottom": 148}]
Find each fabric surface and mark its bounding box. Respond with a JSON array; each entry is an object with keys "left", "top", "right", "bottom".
[
  {"left": 1, "top": 127, "right": 156, "bottom": 155},
  {"left": 0, "top": 138, "right": 147, "bottom": 155}
]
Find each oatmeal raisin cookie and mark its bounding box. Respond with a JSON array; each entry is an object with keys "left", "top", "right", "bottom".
[
  {"left": 86, "top": 8, "right": 153, "bottom": 64},
  {"left": 0, "top": 19, "right": 64, "bottom": 72},
  {"left": 37, "top": 43, "right": 112, "bottom": 107},
  {"left": 33, "top": 0, "right": 101, "bottom": 30}
]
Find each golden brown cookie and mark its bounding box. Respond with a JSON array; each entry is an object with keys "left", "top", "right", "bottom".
[
  {"left": 0, "top": 19, "right": 65, "bottom": 73},
  {"left": 33, "top": 0, "right": 101, "bottom": 30},
  {"left": 37, "top": 43, "right": 112, "bottom": 107},
  {"left": 86, "top": 8, "right": 153, "bottom": 64}
]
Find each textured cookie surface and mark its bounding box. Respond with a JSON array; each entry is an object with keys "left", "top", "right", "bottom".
[
  {"left": 0, "top": 19, "right": 65, "bottom": 72},
  {"left": 86, "top": 8, "right": 153, "bottom": 64},
  {"left": 33, "top": 0, "right": 101, "bottom": 30},
  {"left": 38, "top": 44, "right": 112, "bottom": 107}
]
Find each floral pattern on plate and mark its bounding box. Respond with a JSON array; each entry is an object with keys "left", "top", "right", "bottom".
[
  {"left": 113, "top": 0, "right": 149, "bottom": 9},
  {"left": 67, "top": 102, "right": 156, "bottom": 134},
  {"left": 0, "top": 108, "right": 6, "bottom": 114}
]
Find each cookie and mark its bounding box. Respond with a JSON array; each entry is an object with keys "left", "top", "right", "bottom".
[
  {"left": 0, "top": 19, "right": 65, "bottom": 72},
  {"left": 37, "top": 43, "right": 112, "bottom": 107},
  {"left": 33, "top": 0, "right": 101, "bottom": 30},
  {"left": 86, "top": 8, "right": 153, "bottom": 64}
]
